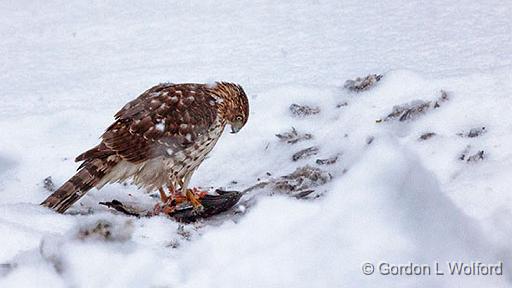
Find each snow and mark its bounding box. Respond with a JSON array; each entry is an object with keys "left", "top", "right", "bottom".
[{"left": 1, "top": 1, "right": 512, "bottom": 287}]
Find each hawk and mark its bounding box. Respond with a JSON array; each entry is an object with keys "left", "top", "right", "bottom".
[{"left": 41, "top": 82, "right": 249, "bottom": 214}]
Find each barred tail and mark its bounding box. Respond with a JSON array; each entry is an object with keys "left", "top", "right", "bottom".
[{"left": 41, "top": 158, "right": 116, "bottom": 213}]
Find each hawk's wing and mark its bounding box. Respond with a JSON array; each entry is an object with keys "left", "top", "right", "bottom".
[{"left": 76, "top": 83, "right": 219, "bottom": 163}]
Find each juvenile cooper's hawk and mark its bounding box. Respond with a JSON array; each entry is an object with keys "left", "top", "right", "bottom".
[{"left": 41, "top": 82, "right": 249, "bottom": 213}]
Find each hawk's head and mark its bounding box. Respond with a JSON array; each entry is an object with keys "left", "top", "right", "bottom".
[{"left": 213, "top": 82, "right": 249, "bottom": 133}]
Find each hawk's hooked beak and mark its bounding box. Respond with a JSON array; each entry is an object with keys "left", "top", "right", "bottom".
[
  {"left": 230, "top": 125, "right": 241, "bottom": 134},
  {"left": 230, "top": 120, "right": 244, "bottom": 134}
]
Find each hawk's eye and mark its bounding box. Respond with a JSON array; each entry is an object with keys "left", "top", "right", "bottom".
[{"left": 235, "top": 115, "right": 243, "bottom": 122}]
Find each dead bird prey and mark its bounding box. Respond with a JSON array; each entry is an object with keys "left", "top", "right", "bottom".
[{"left": 41, "top": 82, "right": 249, "bottom": 214}]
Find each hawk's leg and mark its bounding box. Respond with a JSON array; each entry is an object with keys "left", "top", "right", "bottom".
[
  {"left": 159, "top": 187, "right": 169, "bottom": 203},
  {"left": 178, "top": 170, "right": 206, "bottom": 212},
  {"left": 155, "top": 172, "right": 208, "bottom": 214},
  {"left": 153, "top": 187, "right": 176, "bottom": 214},
  {"left": 186, "top": 188, "right": 206, "bottom": 212},
  {"left": 167, "top": 184, "right": 187, "bottom": 203}
]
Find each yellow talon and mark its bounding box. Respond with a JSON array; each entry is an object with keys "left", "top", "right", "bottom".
[{"left": 186, "top": 189, "right": 204, "bottom": 211}]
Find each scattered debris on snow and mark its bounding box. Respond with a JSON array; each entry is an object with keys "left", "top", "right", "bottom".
[
  {"left": 43, "top": 176, "right": 56, "bottom": 192},
  {"left": 166, "top": 239, "right": 180, "bottom": 249},
  {"left": 458, "top": 145, "right": 471, "bottom": 161},
  {"left": 419, "top": 132, "right": 437, "bottom": 141},
  {"left": 292, "top": 146, "right": 319, "bottom": 161},
  {"left": 379, "top": 90, "right": 449, "bottom": 122},
  {"left": 75, "top": 219, "right": 134, "bottom": 242},
  {"left": 458, "top": 145, "right": 485, "bottom": 163},
  {"left": 384, "top": 100, "right": 430, "bottom": 122},
  {"left": 176, "top": 225, "right": 192, "bottom": 241},
  {"left": 457, "top": 127, "right": 487, "bottom": 138},
  {"left": 344, "top": 74, "right": 383, "bottom": 92},
  {"left": 166, "top": 225, "right": 195, "bottom": 249},
  {"left": 336, "top": 101, "right": 348, "bottom": 108},
  {"left": 289, "top": 104, "right": 320, "bottom": 117},
  {"left": 272, "top": 165, "right": 332, "bottom": 198},
  {"left": 466, "top": 151, "right": 485, "bottom": 163},
  {"left": 275, "top": 127, "right": 313, "bottom": 144},
  {"left": 242, "top": 165, "right": 332, "bottom": 199},
  {"left": 316, "top": 154, "right": 339, "bottom": 165}
]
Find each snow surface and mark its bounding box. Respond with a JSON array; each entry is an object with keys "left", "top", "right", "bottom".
[{"left": 1, "top": 1, "right": 512, "bottom": 287}]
